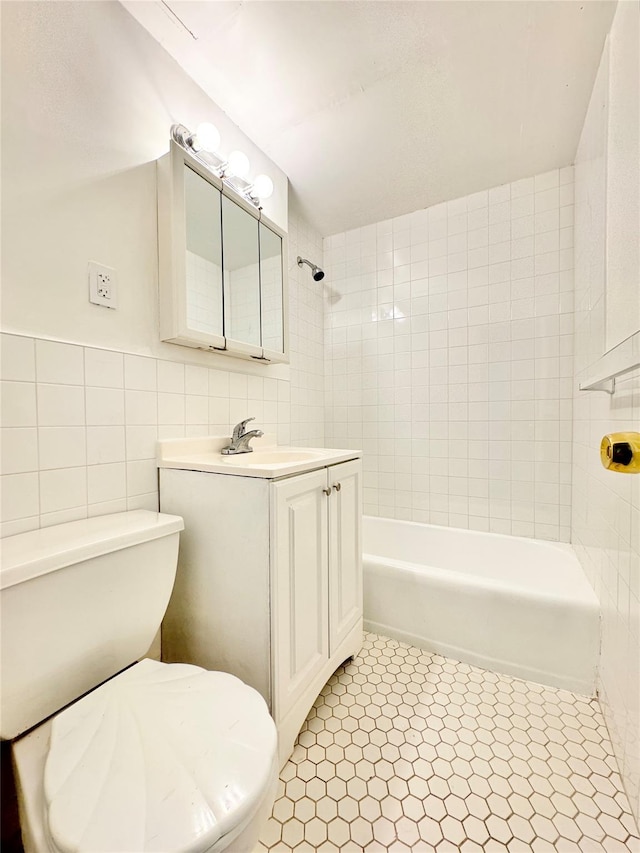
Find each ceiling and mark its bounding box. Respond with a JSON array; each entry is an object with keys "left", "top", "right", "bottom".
[{"left": 124, "top": 0, "right": 616, "bottom": 236}]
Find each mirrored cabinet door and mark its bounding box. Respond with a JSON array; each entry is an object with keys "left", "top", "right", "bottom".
[
  {"left": 222, "top": 195, "right": 261, "bottom": 353},
  {"left": 184, "top": 165, "right": 223, "bottom": 338},
  {"left": 260, "top": 222, "right": 284, "bottom": 356}
]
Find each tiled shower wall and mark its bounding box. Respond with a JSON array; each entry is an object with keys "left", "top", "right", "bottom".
[
  {"left": 573, "top": 276, "right": 640, "bottom": 832},
  {"left": 0, "top": 202, "right": 325, "bottom": 536},
  {"left": 571, "top": 27, "right": 640, "bottom": 824},
  {"left": 324, "top": 168, "right": 575, "bottom": 541}
]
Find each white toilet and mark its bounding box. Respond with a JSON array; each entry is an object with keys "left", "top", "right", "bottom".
[{"left": 0, "top": 510, "right": 278, "bottom": 853}]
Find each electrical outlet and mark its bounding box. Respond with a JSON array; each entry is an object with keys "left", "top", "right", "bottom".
[
  {"left": 88, "top": 261, "right": 118, "bottom": 308},
  {"left": 96, "top": 273, "right": 111, "bottom": 299}
]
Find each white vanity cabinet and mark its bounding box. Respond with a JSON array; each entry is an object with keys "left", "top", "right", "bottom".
[
  {"left": 272, "top": 460, "right": 362, "bottom": 736},
  {"left": 159, "top": 456, "right": 362, "bottom": 765}
]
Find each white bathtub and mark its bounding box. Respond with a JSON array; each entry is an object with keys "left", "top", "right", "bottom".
[{"left": 363, "top": 517, "right": 600, "bottom": 696}]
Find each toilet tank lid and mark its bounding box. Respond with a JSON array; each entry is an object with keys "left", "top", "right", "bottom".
[{"left": 0, "top": 511, "right": 184, "bottom": 591}]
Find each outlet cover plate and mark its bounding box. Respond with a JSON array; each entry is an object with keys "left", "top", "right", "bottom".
[{"left": 88, "top": 261, "right": 118, "bottom": 309}]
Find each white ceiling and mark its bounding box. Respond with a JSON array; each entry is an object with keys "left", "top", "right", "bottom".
[{"left": 124, "top": 0, "right": 616, "bottom": 236}]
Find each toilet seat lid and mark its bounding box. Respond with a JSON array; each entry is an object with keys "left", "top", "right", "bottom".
[{"left": 43, "top": 659, "right": 277, "bottom": 853}]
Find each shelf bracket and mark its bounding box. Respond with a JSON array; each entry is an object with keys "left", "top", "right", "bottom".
[
  {"left": 577, "top": 333, "right": 640, "bottom": 395},
  {"left": 579, "top": 377, "right": 616, "bottom": 394}
]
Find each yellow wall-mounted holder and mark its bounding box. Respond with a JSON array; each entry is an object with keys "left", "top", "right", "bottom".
[{"left": 600, "top": 432, "right": 640, "bottom": 473}]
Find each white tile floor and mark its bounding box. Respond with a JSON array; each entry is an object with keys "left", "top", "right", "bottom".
[{"left": 259, "top": 634, "right": 640, "bottom": 852}]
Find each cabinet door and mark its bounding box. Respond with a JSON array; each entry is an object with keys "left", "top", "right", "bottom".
[
  {"left": 272, "top": 469, "right": 329, "bottom": 719},
  {"left": 184, "top": 165, "right": 223, "bottom": 339},
  {"left": 158, "top": 143, "right": 226, "bottom": 351},
  {"left": 259, "top": 220, "right": 289, "bottom": 364},
  {"left": 221, "top": 193, "right": 262, "bottom": 356},
  {"left": 328, "top": 460, "right": 363, "bottom": 655}
]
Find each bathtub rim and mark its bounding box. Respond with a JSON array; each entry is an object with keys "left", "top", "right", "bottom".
[
  {"left": 362, "top": 552, "right": 599, "bottom": 609},
  {"left": 363, "top": 513, "right": 578, "bottom": 559},
  {"left": 363, "top": 515, "right": 599, "bottom": 607}
]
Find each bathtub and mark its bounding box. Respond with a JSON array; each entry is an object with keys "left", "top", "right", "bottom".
[{"left": 363, "top": 517, "right": 600, "bottom": 696}]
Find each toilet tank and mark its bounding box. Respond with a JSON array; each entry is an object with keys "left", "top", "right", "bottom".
[{"left": 0, "top": 511, "right": 184, "bottom": 740}]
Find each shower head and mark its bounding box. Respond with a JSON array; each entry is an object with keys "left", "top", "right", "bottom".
[{"left": 297, "top": 256, "right": 325, "bottom": 282}]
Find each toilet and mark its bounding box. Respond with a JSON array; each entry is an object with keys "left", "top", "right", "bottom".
[{"left": 0, "top": 510, "right": 278, "bottom": 853}]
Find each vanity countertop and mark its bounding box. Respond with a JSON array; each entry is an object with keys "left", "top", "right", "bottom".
[{"left": 157, "top": 436, "right": 361, "bottom": 479}]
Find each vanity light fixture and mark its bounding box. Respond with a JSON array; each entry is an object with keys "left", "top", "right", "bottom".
[
  {"left": 170, "top": 122, "right": 274, "bottom": 208},
  {"left": 250, "top": 174, "right": 274, "bottom": 200},
  {"left": 227, "top": 150, "right": 250, "bottom": 179},
  {"left": 193, "top": 122, "right": 221, "bottom": 153},
  {"left": 171, "top": 122, "right": 221, "bottom": 154}
]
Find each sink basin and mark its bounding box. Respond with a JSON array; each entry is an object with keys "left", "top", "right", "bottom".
[
  {"left": 222, "top": 449, "right": 324, "bottom": 465},
  {"left": 157, "top": 437, "right": 362, "bottom": 479}
]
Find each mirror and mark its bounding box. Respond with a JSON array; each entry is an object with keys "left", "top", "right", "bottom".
[
  {"left": 222, "top": 195, "right": 261, "bottom": 349},
  {"left": 184, "top": 165, "right": 223, "bottom": 338},
  {"left": 260, "top": 223, "right": 284, "bottom": 354}
]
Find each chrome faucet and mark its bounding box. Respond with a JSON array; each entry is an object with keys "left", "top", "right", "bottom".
[{"left": 221, "top": 418, "right": 264, "bottom": 455}]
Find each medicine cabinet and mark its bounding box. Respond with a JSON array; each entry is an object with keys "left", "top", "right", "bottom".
[{"left": 158, "top": 141, "right": 288, "bottom": 363}]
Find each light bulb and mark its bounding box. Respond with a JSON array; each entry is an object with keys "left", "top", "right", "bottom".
[
  {"left": 227, "top": 150, "right": 250, "bottom": 178},
  {"left": 195, "top": 122, "right": 220, "bottom": 153},
  {"left": 252, "top": 174, "right": 274, "bottom": 199}
]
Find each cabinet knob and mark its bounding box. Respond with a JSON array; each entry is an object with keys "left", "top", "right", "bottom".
[
  {"left": 322, "top": 487, "right": 332, "bottom": 496},
  {"left": 333, "top": 483, "right": 341, "bottom": 492}
]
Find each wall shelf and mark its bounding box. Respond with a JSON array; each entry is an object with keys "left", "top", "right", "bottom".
[{"left": 578, "top": 330, "right": 640, "bottom": 394}]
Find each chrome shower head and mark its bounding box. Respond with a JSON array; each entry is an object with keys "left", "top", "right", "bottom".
[{"left": 297, "top": 256, "right": 325, "bottom": 282}]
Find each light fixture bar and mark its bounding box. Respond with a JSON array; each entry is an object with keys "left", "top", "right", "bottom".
[
  {"left": 171, "top": 123, "right": 194, "bottom": 148},
  {"left": 170, "top": 122, "right": 270, "bottom": 210}
]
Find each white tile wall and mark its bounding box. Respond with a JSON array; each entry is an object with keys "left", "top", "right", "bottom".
[
  {"left": 324, "top": 168, "right": 575, "bottom": 541},
  {"left": 262, "top": 254, "right": 285, "bottom": 353},
  {"left": 186, "top": 250, "right": 223, "bottom": 337},
  {"left": 0, "top": 200, "right": 326, "bottom": 533},
  {"left": 571, "top": 35, "right": 640, "bottom": 826},
  {"left": 226, "top": 262, "right": 261, "bottom": 347},
  {"left": 0, "top": 337, "right": 287, "bottom": 535},
  {"left": 288, "top": 208, "right": 325, "bottom": 447}
]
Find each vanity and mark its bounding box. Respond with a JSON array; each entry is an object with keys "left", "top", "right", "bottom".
[{"left": 157, "top": 436, "right": 363, "bottom": 766}]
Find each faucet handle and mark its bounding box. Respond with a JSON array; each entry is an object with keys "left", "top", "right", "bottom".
[{"left": 232, "top": 417, "right": 255, "bottom": 440}]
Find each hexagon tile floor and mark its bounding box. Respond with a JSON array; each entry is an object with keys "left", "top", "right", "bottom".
[{"left": 258, "top": 633, "right": 639, "bottom": 853}]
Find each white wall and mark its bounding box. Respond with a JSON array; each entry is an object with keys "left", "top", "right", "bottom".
[
  {"left": 288, "top": 211, "right": 326, "bottom": 446},
  {"left": 325, "top": 168, "right": 575, "bottom": 541},
  {"left": 572, "top": 1, "right": 640, "bottom": 825},
  {"left": 0, "top": 0, "right": 286, "bottom": 365},
  {"left": 0, "top": 1, "right": 325, "bottom": 534}
]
